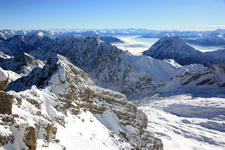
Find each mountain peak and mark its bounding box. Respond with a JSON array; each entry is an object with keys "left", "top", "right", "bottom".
[{"left": 143, "top": 36, "right": 225, "bottom": 66}]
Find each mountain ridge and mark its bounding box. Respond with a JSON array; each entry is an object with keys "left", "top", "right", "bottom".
[
  {"left": 143, "top": 36, "right": 225, "bottom": 67},
  {"left": 1, "top": 54, "right": 163, "bottom": 149}
]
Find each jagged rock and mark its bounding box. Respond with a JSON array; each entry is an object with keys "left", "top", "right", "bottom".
[
  {"left": 1, "top": 35, "right": 157, "bottom": 99},
  {"left": 0, "top": 52, "right": 45, "bottom": 75},
  {"left": 179, "top": 64, "right": 225, "bottom": 87},
  {"left": 0, "top": 67, "right": 9, "bottom": 90},
  {"left": 38, "top": 120, "right": 58, "bottom": 147},
  {"left": 0, "top": 115, "right": 16, "bottom": 146},
  {"left": 0, "top": 78, "right": 9, "bottom": 90},
  {"left": 3, "top": 54, "right": 163, "bottom": 149},
  {"left": 0, "top": 91, "right": 14, "bottom": 114},
  {"left": 23, "top": 126, "right": 39, "bottom": 150},
  {"left": 156, "top": 63, "right": 225, "bottom": 95},
  {"left": 0, "top": 133, "right": 14, "bottom": 147}
]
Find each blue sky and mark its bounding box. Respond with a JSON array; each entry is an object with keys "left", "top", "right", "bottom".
[{"left": 0, "top": 0, "right": 225, "bottom": 31}]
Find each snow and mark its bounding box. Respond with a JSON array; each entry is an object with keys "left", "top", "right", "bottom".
[
  {"left": 143, "top": 36, "right": 225, "bottom": 67},
  {"left": 132, "top": 94, "right": 225, "bottom": 150},
  {"left": 0, "top": 67, "right": 8, "bottom": 81},
  {"left": 51, "top": 110, "right": 132, "bottom": 150},
  {"left": 37, "top": 32, "right": 44, "bottom": 37},
  {"left": 1, "top": 54, "right": 159, "bottom": 150},
  {"left": 1, "top": 30, "right": 225, "bottom": 150},
  {"left": 120, "top": 54, "right": 206, "bottom": 84}
]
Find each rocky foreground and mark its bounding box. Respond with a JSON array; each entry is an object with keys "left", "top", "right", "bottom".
[{"left": 0, "top": 55, "right": 163, "bottom": 150}]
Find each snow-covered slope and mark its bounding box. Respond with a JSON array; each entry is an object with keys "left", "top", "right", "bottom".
[
  {"left": 131, "top": 94, "right": 225, "bottom": 150},
  {"left": 120, "top": 52, "right": 206, "bottom": 84},
  {"left": 1, "top": 54, "right": 163, "bottom": 150},
  {"left": 143, "top": 36, "right": 225, "bottom": 66},
  {"left": 131, "top": 62, "right": 225, "bottom": 149},
  {"left": 156, "top": 63, "right": 225, "bottom": 95}
]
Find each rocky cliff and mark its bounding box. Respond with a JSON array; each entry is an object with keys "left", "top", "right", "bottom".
[
  {"left": 1, "top": 55, "right": 163, "bottom": 149},
  {"left": 156, "top": 63, "right": 225, "bottom": 96},
  {"left": 0, "top": 52, "right": 45, "bottom": 75}
]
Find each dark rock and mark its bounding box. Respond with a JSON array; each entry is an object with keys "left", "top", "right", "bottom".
[
  {"left": 0, "top": 91, "right": 14, "bottom": 114},
  {"left": 23, "top": 126, "right": 39, "bottom": 150}
]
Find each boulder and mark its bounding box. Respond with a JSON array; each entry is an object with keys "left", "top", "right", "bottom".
[{"left": 0, "top": 91, "right": 14, "bottom": 114}]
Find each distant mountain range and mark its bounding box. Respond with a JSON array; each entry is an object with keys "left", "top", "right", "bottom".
[
  {"left": 0, "top": 30, "right": 123, "bottom": 43},
  {"left": 1, "top": 28, "right": 225, "bottom": 46},
  {"left": 140, "top": 29, "right": 225, "bottom": 46}
]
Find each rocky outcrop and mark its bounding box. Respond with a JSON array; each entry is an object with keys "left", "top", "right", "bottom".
[
  {"left": 23, "top": 126, "right": 39, "bottom": 150},
  {"left": 2, "top": 54, "right": 163, "bottom": 149},
  {"left": 0, "top": 77, "right": 9, "bottom": 90},
  {"left": 176, "top": 63, "right": 225, "bottom": 87},
  {"left": 156, "top": 63, "right": 225, "bottom": 95},
  {"left": 0, "top": 52, "right": 45, "bottom": 75},
  {"left": 0, "top": 91, "right": 13, "bottom": 115},
  {"left": 90, "top": 48, "right": 156, "bottom": 99}
]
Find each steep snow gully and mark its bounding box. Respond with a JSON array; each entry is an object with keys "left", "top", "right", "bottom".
[{"left": 0, "top": 33, "right": 225, "bottom": 150}]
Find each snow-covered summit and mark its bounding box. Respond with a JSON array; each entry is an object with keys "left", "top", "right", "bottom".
[{"left": 143, "top": 36, "right": 225, "bottom": 66}]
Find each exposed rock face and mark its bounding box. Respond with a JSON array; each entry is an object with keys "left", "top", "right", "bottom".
[
  {"left": 1, "top": 34, "right": 53, "bottom": 56},
  {"left": 0, "top": 91, "right": 13, "bottom": 114},
  {"left": 0, "top": 52, "right": 45, "bottom": 75},
  {"left": 0, "top": 114, "right": 16, "bottom": 147},
  {"left": 2, "top": 55, "right": 163, "bottom": 149},
  {"left": 143, "top": 36, "right": 225, "bottom": 67},
  {"left": 90, "top": 47, "right": 156, "bottom": 99},
  {"left": 177, "top": 63, "right": 225, "bottom": 87},
  {"left": 0, "top": 78, "right": 9, "bottom": 90},
  {"left": 156, "top": 63, "right": 225, "bottom": 95},
  {"left": 0, "top": 35, "right": 157, "bottom": 99},
  {"left": 23, "top": 126, "right": 39, "bottom": 150},
  {"left": 0, "top": 131, "right": 14, "bottom": 147}
]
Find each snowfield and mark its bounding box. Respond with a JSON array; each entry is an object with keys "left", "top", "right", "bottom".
[{"left": 132, "top": 94, "right": 225, "bottom": 150}]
